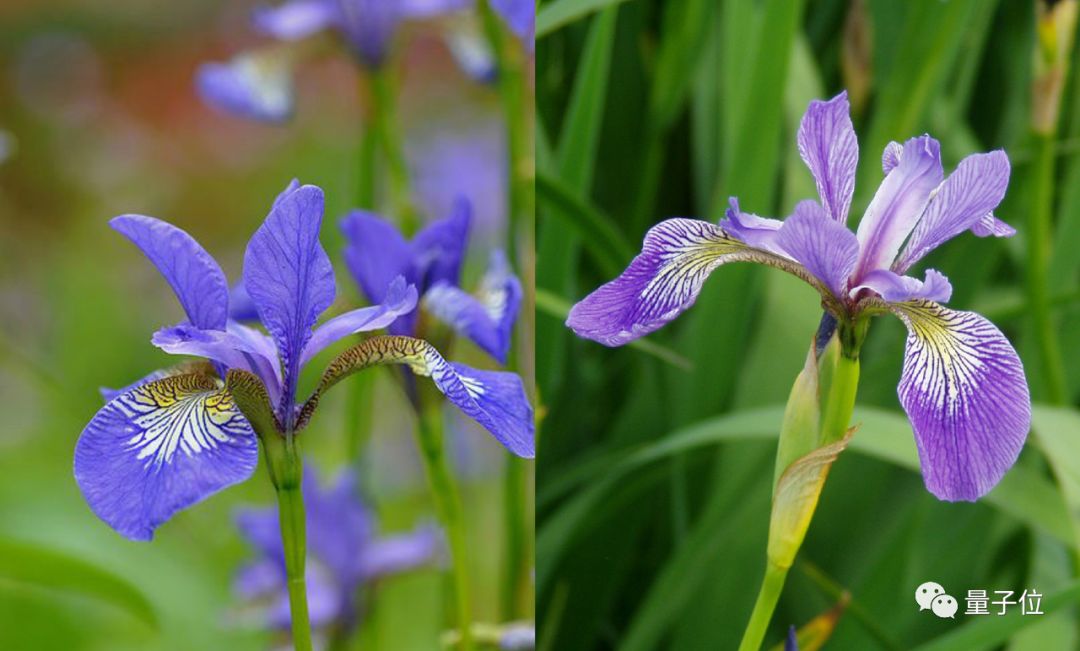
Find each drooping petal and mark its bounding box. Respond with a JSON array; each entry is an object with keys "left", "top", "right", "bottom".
[
  {"left": 719, "top": 198, "right": 786, "bottom": 256},
  {"left": 775, "top": 200, "right": 859, "bottom": 298},
  {"left": 423, "top": 252, "right": 522, "bottom": 363},
  {"left": 252, "top": 0, "right": 341, "bottom": 40},
  {"left": 489, "top": 0, "right": 536, "bottom": 46},
  {"left": 888, "top": 300, "right": 1030, "bottom": 501},
  {"left": 797, "top": 92, "right": 858, "bottom": 225},
  {"left": 970, "top": 211, "right": 1016, "bottom": 238},
  {"left": 305, "top": 336, "right": 535, "bottom": 457},
  {"left": 110, "top": 215, "right": 229, "bottom": 331},
  {"left": 152, "top": 324, "right": 284, "bottom": 405},
  {"left": 412, "top": 198, "right": 471, "bottom": 289},
  {"left": 99, "top": 360, "right": 216, "bottom": 403},
  {"left": 357, "top": 524, "right": 442, "bottom": 581},
  {"left": 852, "top": 136, "right": 943, "bottom": 280},
  {"left": 881, "top": 141, "right": 903, "bottom": 175},
  {"left": 852, "top": 268, "right": 953, "bottom": 303},
  {"left": 74, "top": 374, "right": 259, "bottom": 541},
  {"left": 244, "top": 183, "right": 335, "bottom": 416},
  {"left": 300, "top": 276, "right": 418, "bottom": 366},
  {"left": 894, "top": 151, "right": 1011, "bottom": 272},
  {"left": 340, "top": 210, "right": 415, "bottom": 303},
  {"left": 195, "top": 52, "right": 294, "bottom": 123}
]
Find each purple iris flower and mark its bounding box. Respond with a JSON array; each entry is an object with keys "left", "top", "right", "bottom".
[
  {"left": 567, "top": 92, "right": 1030, "bottom": 502},
  {"left": 489, "top": 0, "right": 534, "bottom": 47},
  {"left": 785, "top": 626, "right": 798, "bottom": 651},
  {"left": 196, "top": 50, "right": 295, "bottom": 123},
  {"left": 235, "top": 463, "right": 441, "bottom": 631},
  {"left": 340, "top": 199, "right": 523, "bottom": 364},
  {"left": 75, "top": 180, "right": 533, "bottom": 541}
]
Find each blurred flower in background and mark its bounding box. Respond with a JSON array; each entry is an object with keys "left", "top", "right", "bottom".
[{"left": 234, "top": 463, "right": 442, "bottom": 633}]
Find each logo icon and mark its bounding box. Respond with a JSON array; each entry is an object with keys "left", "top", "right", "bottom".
[{"left": 916, "top": 582, "right": 956, "bottom": 618}]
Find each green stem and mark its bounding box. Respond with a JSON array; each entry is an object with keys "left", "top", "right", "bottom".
[
  {"left": 415, "top": 395, "right": 475, "bottom": 651},
  {"left": 1028, "top": 133, "right": 1068, "bottom": 405},
  {"left": 265, "top": 433, "right": 314, "bottom": 651},
  {"left": 738, "top": 563, "right": 788, "bottom": 651},
  {"left": 368, "top": 66, "right": 418, "bottom": 233}
]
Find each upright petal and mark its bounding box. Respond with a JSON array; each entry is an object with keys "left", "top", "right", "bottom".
[
  {"left": 252, "top": 0, "right": 341, "bottom": 40},
  {"left": 889, "top": 301, "right": 1030, "bottom": 501},
  {"left": 894, "top": 151, "right": 1011, "bottom": 273},
  {"left": 775, "top": 200, "right": 859, "bottom": 298},
  {"left": 110, "top": 215, "right": 229, "bottom": 330},
  {"left": 853, "top": 136, "right": 943, "bottom": 281},
  {"left": 412, "top": 198, "right": 471, "bottom": 289},
  {"left": 195, "top": 52, "right": 294, "bottom": 123},
  {"left": 797, "top": 92, "right": 858, "bottom": 225},
  {"left": 852, "top": 268, "right": 952, "bottom": 303},
  {"left": 74, "top": 374, "right": 259, "bottom": 540},
  {"left": 244, "top": 184, "right": 335, "bottom": 416},
  {"left": 568, "top": 218, "right": 763, "bottom": 346},
  {"left": 300, "top": 276, "right": 419, "bottom": 366},
  {"left": 423, "top": 251, "right": 522, "bottom": 363},
  {"left": 229, "top": 282, "right": 261, "bottom": 322},
  {"left": 340, "top": 210, "right": 415, "bottom": 303}
]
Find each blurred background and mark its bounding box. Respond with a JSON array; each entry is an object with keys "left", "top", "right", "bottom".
[
  {"left": 0, "top": 1, "right": 526, "bottom": 649},
  {"left": 536, "top": 0, "right": 1080, "bottom": 649}
]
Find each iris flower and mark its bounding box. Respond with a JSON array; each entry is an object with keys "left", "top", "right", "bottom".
[
  {"left": 75, "top": 180, "right": 533, "bottom": 541},
  {"left": 567, "top": 92, "right": 1030, "bottom": 502},
  {"left": 197, "top": 0, "right": 533, "bottom": 122},
  {"left": 235, "top": 463, "right": 441, "bottom": 631},
  {"left": 341, "top": 199, "right": 522, "bottom": 364}
]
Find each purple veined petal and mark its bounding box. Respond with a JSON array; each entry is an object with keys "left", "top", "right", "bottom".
[
  {"left": 252, "top": 0, "right": 341, "bottom": 40},
  {"left": 273, "top": 178, "right": 302, "bottom": 208},
  {"left": 719, "top": 197, "right": 787, "bottom": 256},
  {"left": 775, "top": 200, "right": 859, "bottom": 299},
  {"left": 882, "top": 141, "right": 904, "bottom": 175},
  {"left": 797, "top": 92, "right": 858, "bottom": 225},
  {"left": 74, "top": 374, "right": 259, "bottom": 541},
  {"left": 852, "top": 135, "right": 943, "bottom": 281},
  {"left": 195, "top": 52, "right": 294, "bottom": 123},
  {"left": 300, "top": 276, "right": 418, "bottom": 366},
  {"left": 489, "top": 0, "right": 535, "bottom": 46},
  {"left": 889, "top": 300, "right": 1030, "bottom": 501},
  {"left": 568, "top": 218, "right": 750, "bottom": 346},
  {"left": 100, "top": 367, "right": 192, "bottom": 403},
  {"left": 970, "top": 211, "right": 1016, "bottom": 238},
  {"left": 244, "top": 183, "right": 335, "bottom": 419},
  {"left": 412, "top": 197, "right": 472, "bottom": 290},
  {"left": 851, "top": 268, "right": 953, "bottom": 304},
  {"left": 894, "top": 151, "right": 1012, "bottom": 273},
  {"left": 229, "top": 282, "right": 261, "bottom": 322},
  {"left": 152, "top": 323, "right": 284, "bottom": 406},
  {"left": 357, "top": 523, "right": 442, "bottom": 581},
  {"left": 110, "top": 215, "right": 229, "bottom": 331},
  {"left": 340, "top": 210, "right": 415, "bottom": 303}
]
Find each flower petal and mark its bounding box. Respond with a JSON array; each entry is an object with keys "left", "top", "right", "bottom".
[
  {"left": 881, "top": 141, "right": 903, "bottom": 175},
  {"left": 423, "top": 251, "right": 522, "bottom": 363},
  {"left": 110, "top": 215, "right": 229, "bottom": 331},
  {"left": 358, "top": 524, "right": 442, "bottom": 581},
  {"left": 852, "top": 268, "right": 953, "bottom": 303},
  {"left": 401, "top": 0, "right": 472, "bottom": 18},
  {"left": 252, "top": 0, "right": 340, "bottom": 40},
  {"left": 797, "top": 92, "right": 858, "bottom": 225},
  {"left": 195, "top": 52, "right": 294, "bottom": 123},
  {"left": 300, "top": 276, "right": 418, "bottom": 365},
  {"left": 970, "top": 211, "right": 1016, "bottom": 238},
  {"left": 244, "top": 183, "right": 335, "bottom": 416},
  {"left": 489, "top": 0, "right": 535, "bottom": 45},
  {"left": 74, "top": 374, "right": 258, "bottom": 540},
  {"left": 889, "top": 300, "right": 1030, "bottom": 501},
  {"left": 894, "top": 151, "right": 1012, "bottom": 272},
  {"left": 775, "top": 200, "right": 859, "bottom": 298},
  {"left": 340, "top": 210, "right": 415, "bottom": 302},
  {"left": 719, "top": 198, "right": 786, "bottom": 255},
  {"left": 853, "top": 136, "right": 943, "bottom": 280},
  {"left": 412, "top": 198, "right": 471, "bottom": 290}
]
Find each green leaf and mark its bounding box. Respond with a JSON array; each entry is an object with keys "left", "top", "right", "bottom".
[
  {"left": 536, "top": 0, "right": 629, "bottom": 38},
  {"left": 535, "top": 172, "right": 634, "bottom": 277},
  {"left": 1031, "top": 404, "right": 1080, "bottom": 550},
  {"left": 0, "top": 538, "right": 157, "bottom": 630}
]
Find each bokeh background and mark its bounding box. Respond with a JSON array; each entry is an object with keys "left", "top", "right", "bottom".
[
  {"left": 537, "top": 0, "right": 1080, "bottom": 649},
  {"left": 0, "top": 1, "right": 528, "bottom": 649}
]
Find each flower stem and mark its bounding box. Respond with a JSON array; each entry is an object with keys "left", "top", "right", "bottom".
[
  {"left": 415, "top": 394, "right": 475, "bottom": 651},
  {"left": 738, "top": 562, "right": 788, "bottom": 651},
  {"left": 367, "top": 66, "right": 418, "bottom": 234},
  {"left": 265, "top": 432, "right": 314, "bottom": 651}
]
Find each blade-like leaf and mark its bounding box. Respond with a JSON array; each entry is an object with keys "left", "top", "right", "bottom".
[{"left": 536, "top": 0, "right": 629, "bottom": 38}]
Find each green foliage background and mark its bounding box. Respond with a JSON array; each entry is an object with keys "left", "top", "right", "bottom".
[{"left": 536, "top": 0, "right": 1080, "bottom": 649}]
